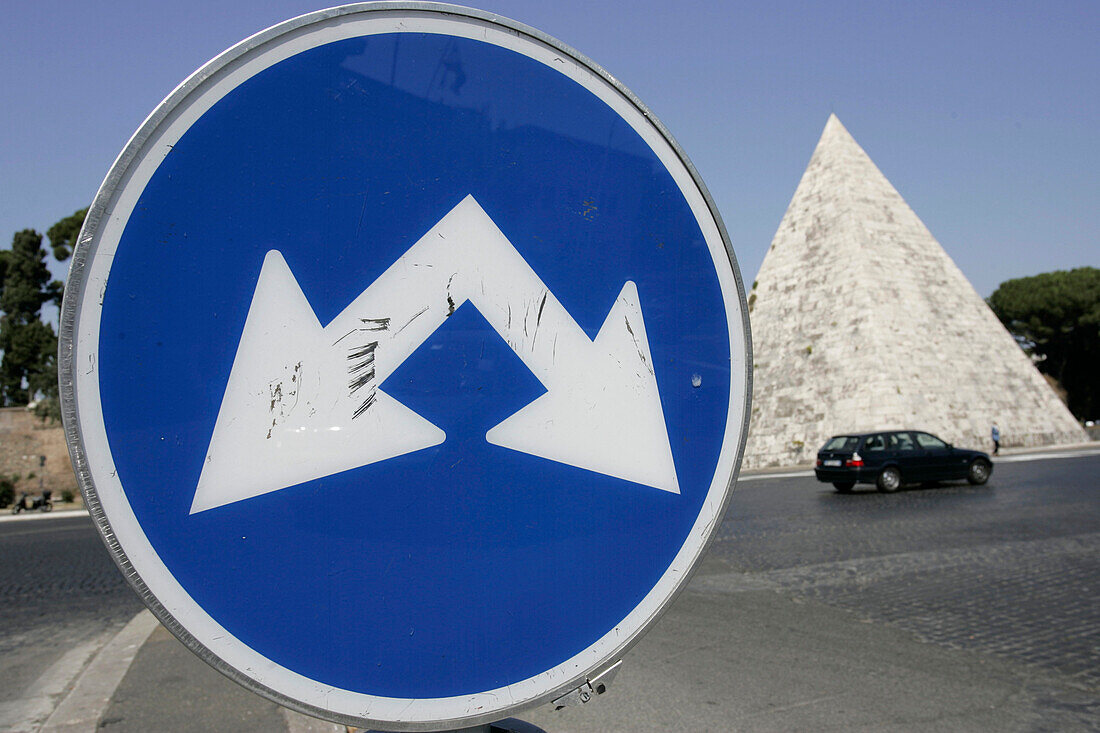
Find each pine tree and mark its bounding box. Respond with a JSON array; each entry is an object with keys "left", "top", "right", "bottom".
[
  {"left": 0, "top": 230, "right": 62, "bottom": 406},
  {"left": 988, "top": 267, "right": 1100, "bottom": 420},
  {"left": 46, "top": 208, "right": 88, "bottom": 261}
]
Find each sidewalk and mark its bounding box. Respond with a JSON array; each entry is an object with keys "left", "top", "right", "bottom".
[
  {"left": 40, "top": 611, "right": 342, "bottom": 733},
  {"left": 40, "top": 552, "right": 1094, "bottom": 732}
]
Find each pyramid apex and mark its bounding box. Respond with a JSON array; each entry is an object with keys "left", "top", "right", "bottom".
[
  {"left": 818, "top": 113, "right": 856, "bottom": 148},
  {"left": 802, "top": 113, "right": 884, "bottom": 189},
  {"left": 743, "top": 113, "right": 1088, "bottom": 469}
]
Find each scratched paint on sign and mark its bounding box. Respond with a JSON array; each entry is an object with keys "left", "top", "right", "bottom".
[{"left": 193, "top": 196, "right": 678, "bottom": 513}]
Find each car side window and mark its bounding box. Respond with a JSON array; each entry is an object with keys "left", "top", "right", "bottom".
[
  {"left": 914, "top": 432, "right": 946, "bottom": 450},
  {"left": 863, "top": 434, "right": 886, "bottom": 452},
  {"left": 824, "top": 436, "right": 860, "bottom": 451},
  {"left": 888, "top": 432, "right": 916, "bottom": 451}
]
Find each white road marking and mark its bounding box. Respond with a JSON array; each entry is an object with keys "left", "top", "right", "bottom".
[
  {"left": 0, "top": 633, "right": 111, "bottom": 732},
  {"left": 40, "top": 610, "right": 160, "bottom": 733}
]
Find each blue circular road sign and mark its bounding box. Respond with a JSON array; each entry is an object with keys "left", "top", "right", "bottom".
[{"left": 61, "top": 4, "right": 751, "bottom": 729}]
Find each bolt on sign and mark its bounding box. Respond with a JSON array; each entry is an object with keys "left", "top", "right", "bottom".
[{"left": 60, "top": 4, "right": 751, "bottom": 730}]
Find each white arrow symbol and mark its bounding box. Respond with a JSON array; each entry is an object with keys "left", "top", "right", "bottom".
[{"left": 191, "top": 195, "right": 679, "bottom": 513}]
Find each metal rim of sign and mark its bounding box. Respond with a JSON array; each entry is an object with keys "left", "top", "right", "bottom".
[{"left": 59, "top": 3, "right": 753, "bottom": 730}]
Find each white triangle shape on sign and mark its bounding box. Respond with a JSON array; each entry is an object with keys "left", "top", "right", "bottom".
[
  {"left": 192, "top": 196, "right": 679, "bottom": 513},
  {"left": 485, "top": 281, "right": 679, "bottom": 493},
  {"left": 191, "top": 251, "right": 446, "bottom": 514}
]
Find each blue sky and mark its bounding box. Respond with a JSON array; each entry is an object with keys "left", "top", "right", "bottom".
[{"left": 2, "top": 0, "right": 1097, "bottom": 299}]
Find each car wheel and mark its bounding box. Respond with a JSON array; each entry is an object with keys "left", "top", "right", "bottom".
[
  {"left": 833, "top": 481, "right": 855, "bottom": 493},
  {"left": 877, "top": 466, "right": 902, "bottom": 493},
  {"left": 967, "top": 459, "right": 991, "bottom": 485}
]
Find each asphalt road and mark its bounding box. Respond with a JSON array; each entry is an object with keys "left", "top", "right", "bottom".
[
  {"left": 525, "top": 451, "right": 1100, "bottom": 732},
  {"left": 710, "top": 452, "right": 1100, "bottom": 689},
  {"left": 0, "top": 514, "right": 141, "bottom": 731},
  {"left": 2, "top": 449, "right": 1098, "bottom": 731}
]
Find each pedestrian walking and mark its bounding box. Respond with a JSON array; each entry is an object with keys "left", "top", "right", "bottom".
[{"left": 991, "top": 423, "right": 1000, "bottom": 455}]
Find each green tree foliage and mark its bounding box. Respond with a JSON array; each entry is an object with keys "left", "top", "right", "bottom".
[
  {"left": 988, "top": 267, "right": 1100, "bottom": 420},
  {"left": 0, "top": 230, "right": 63, "bottom": 406},
  {"left": 45, "top": 208, "right": 87, "bottom": 261},
  {"left": 36, "top": 210, "right": 83, "bottom": 421}
]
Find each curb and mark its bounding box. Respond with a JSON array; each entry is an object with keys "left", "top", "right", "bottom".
[
  {"left": 995, "top": 446, "right": 1100, "bottom": 463},
  {"left": 0, "top": 509, "right": 89, "bottom": 524},
  {"left": 41, "top": 610, "right": 160, "bottom": 732},
  {"left": 37, "top": 608, "right": 346, "bottom": 733}
]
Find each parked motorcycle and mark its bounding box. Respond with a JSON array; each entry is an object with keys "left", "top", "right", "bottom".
[{"left": 10, "top": 490, "right": 53, "bottom": 514}]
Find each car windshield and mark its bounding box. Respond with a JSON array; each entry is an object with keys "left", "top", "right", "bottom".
[{"left": 823, "top": 436, "right": 860, "bottom": 452}]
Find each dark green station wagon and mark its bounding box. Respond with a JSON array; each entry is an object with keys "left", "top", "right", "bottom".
[{"left": 814, "top": 430, "right": 992, "bottom": 493}]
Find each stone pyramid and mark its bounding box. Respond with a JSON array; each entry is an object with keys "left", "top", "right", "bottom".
[{"left": 743, "top": 115, "right": 1086, "bottom": 468}]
